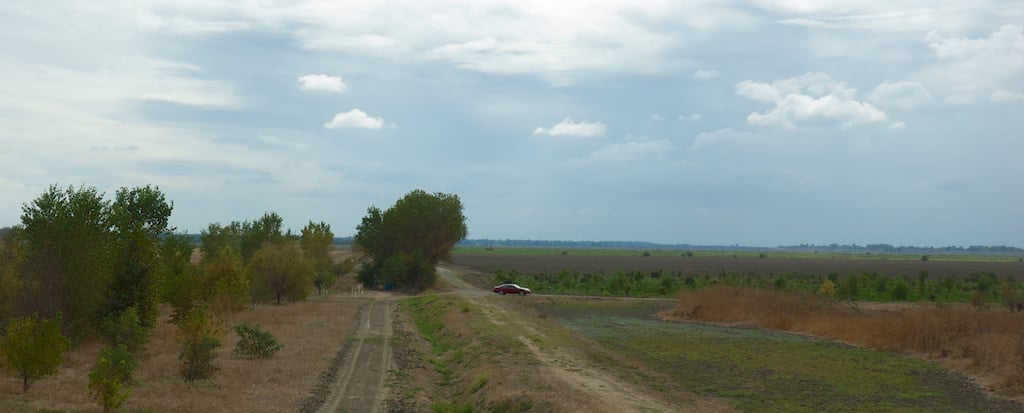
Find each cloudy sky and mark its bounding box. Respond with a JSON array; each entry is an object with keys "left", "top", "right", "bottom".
[{"left": 1, "top": 1, "right": 1022, "bottom": 247}]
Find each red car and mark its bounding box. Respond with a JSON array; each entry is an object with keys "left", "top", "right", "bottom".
[{"left": 493, "top": 283, "right": 532, "bottom": 295}]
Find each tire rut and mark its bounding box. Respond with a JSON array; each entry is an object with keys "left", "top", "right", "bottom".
[{"left": 319, "top": 298, "right": 394, "bottom": 413}]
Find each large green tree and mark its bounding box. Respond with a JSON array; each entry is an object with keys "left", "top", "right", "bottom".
[
  {"left": 106, "top": 185, "right": 173, "bottom": 331},
  {"left": 18, "top": 185, "right": 113, "bottom": 337},
  {"left": 354, "top": 190, "right": 467, "bottom": 291},
  {"left": 300, "top": 221, "right": 336, "bottom": 294},
  {"left": 248, "top": 242, "right": 314, "bottom": 304}
]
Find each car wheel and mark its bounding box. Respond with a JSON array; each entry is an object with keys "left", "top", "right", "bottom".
[
  {"left": 500, "top": 291, "right": 505, "bottom": 295},
  {"left": 519, "top": 291, "right": 525, "bottom": 296}
]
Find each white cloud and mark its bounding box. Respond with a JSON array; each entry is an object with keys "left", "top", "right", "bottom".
[
  {"left": 693, "top": 69, "right": 720, "bottom": 80},
  {"left": 868, "top": 81, "right": 932, "bottom": 109},
  {"left": 679, "top": 113, "right": 702, "bottom": 121},
  {"left": 298, "top": 74, "right": 347, "bottom": 92},
  {"left": 323, "top": 109, "right": 384, "bottom": 130},
  {"left": 927, "top": 25, "right": 1024, "bottom": 104},
  {"left": 588, "top": 136, "right": 673, "bottom": 162},
  {"left": 991, "top": 90, "right": 1024, "bottom": 103},
  {"left": 650, "top": 114, "right": 663, "bottom": 121},
  {"left": 691, "top": 128, "right": 754, "bottom": 150},
  {"left": 736, "top": 73, "right": 887, "bottom": 128},
  {"left": 889, "top": 122, "right": 907, "bottom": 129},
  {"left": 533, "top": 118, "right": 607, "bottom": 138}
]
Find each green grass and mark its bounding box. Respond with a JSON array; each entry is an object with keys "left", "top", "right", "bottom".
[{"left": 533, "top": 300, "right": 1012, "bottom": 413}]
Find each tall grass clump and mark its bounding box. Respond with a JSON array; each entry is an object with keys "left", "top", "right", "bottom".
[{"left": 668, "top": 285, "right": 1024, "bottom": 395}]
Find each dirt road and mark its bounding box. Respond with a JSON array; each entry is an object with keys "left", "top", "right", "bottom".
[
  {"left": 318, "top": 298, "right": 394, "bottom": 413},
  {"left": 437, "top": 268, "right": 714, "bottom": 413}
]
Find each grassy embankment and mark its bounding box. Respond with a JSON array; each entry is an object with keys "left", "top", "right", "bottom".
[
  {"left": 533, "top": 298, "right": 1023, "bottom": 412},
  {"left": 396, "top": 294, "right": 537, "bottom": 412}
]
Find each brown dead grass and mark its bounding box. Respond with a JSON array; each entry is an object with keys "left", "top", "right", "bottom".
[
  {"left": 1, "top": 296, "right": 359, "bottom": 413},
  {"left": 664, "top": 286, "right": 1024, "bottom": 399}
]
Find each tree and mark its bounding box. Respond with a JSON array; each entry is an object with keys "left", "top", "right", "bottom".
[
  {"left": 0, "top": 226, "right": 27, "bottom": 325},
  {"left": 177, "top": 307, "right": 221, "bottom": 384},
  {"left": 88, "top": 344, "right": 136, "bottom": 413},
  {"left": 18, "top": 185, "right": 113, "bottom": 338},
  {"left": 354, "top": 190, "right": 467, "bottom": 291},
  {"left": 240, "top": 212, "right": 285, "bottom": 262},
  {"left": 200, "top": 222, "right": 241, "bottom": 263},
  {"left": 106, "top": 185, "right": 173, "bottom": 332},
  {"left": 301, "top": 221, "right": 337, "bottom": 294},
  {"left": 248, "top": 242, "right": 315, "bottom": 304},
  {"left": 1, "top": 313, "right": 70, "bottom": 393}
]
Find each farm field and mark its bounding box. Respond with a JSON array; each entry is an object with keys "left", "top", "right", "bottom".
[
  {"left": 452, "top": 250, "right": 1023, "bottom": 280},
  {"left": 451, "top": 250, "right": 1024, "bottom": 302}
]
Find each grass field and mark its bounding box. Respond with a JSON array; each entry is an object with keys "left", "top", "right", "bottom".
[{"left": 529, "top": 298, "right": 1024, "bottom": 412}]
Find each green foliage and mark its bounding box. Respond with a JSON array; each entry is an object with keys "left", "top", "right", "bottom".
[
  {"left": 19, "top": 185, "right": 112, "bottom": 338},
  {"left": 240, "top": 212, "right": 285, "bottom": 262},
  {"left": 301, "top": 221, "right": 337, "bottom": 294},
  {"left": 100, "top": 306, "right": 149, "bottom": 353},
  {"left": 837, "top": 275, "right": 860, "bottom": 300},
  {"left": 354, "top": 190, "right": 467, "bottom": 291},
  {"left": 199, "top": 222, "right": 242, "bottom": 263},
  {"left": 232, "top": 324, "right": 283, "bottom": 359},
  {"left": 176, "top": 308, "right": 221, "bottom": 384},
  {"left": 106, "top": 185, "right": 173, "bottom": 332},
  {"left": 0, "top": 227, "right": 27, "bottom": 324},
  {"left": 891, "top": 277, "right": 910, "bottom": 301},
  {"left": 248, "top": 242, "right": 315, "bottom": 304},
  {"left": 12, "top": 184, "right": 172, "bottom": 341},
  {"left": 88, "top": 344, "right": 136, "bottom": 413},
  {"left": 201, "top": 247, "right": 250, "bottom": 314},
  {"left": 1, "top": 313, "right": 70, "bottom": 393}
]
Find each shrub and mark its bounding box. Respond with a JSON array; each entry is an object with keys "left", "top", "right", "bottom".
[
  {"left": 891, "top": 277, "right": 910, "bottom": 301},
  {"left": 88, "top": 344, "right": 136, "bottom": 413},
  {"left": 232, "top": 324, "right": 283, "bottom": 359},
  {"left": 100, "top": 305, "right": 149, "bottom": 353},
  {"left": 818, "top": 280, "right": 836, "bottom": 297},
  {"left": 0, "top": 313, "right": 70, "bottom": 393},
  {"left": 177, "top": 308, "right": 221, "bottom": 384}
]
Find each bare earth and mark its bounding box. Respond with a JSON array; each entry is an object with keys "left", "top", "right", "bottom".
[{"left": 319, "top": 297, "right": 394, "bottom": 413}]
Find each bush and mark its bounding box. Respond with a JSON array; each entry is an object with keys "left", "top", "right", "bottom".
[
  {"left": 1, "top": 313, "right": 70, "bottom": 393},
  {"left": 818, "top": 280, "right": 836, "bottom": 296},
  {"left": 177, "top": 308, "right": 221, "bottom": 384},
  {"left": 88, "top": 344, "right": 136, "bottom": 413},
  {"left": 100, "top": 305, "right": 149, "bottom": 353},
  {"left": 891, "top": 277, "right": 910, "bottom": 301},
  {"left": 232, "top": 324, "right": 283, "bottom": 359}
]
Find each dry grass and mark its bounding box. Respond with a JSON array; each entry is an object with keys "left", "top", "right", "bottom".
[
  {"left": 1, "top": 295, "right": 358, "bottom": 412},
  {"left": 664, "top": 286, "right": 1024, "bottom": 398}
]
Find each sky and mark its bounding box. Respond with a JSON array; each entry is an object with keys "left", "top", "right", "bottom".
[{"left": 1, "top": 1, "right": 1022, "bottom": 247}]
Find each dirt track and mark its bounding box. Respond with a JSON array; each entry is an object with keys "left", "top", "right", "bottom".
[{"left": 319, "top": 298, "right": 394, "bottom": 413}]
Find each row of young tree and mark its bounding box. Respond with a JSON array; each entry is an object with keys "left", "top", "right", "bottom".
[{"left": 0, "top": 185, "right": 347, "bottom": 410}]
